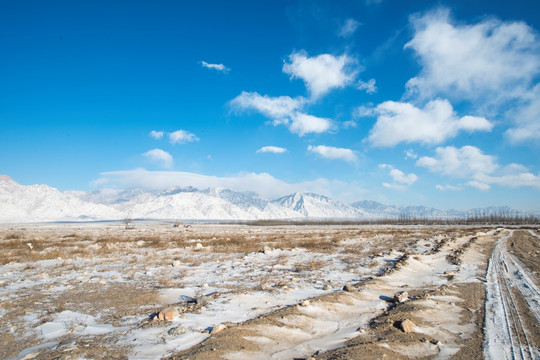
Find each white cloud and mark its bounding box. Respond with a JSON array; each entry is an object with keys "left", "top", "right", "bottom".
[
  {"left": 149, "top": 130, "right": 164, "bottom": 139},
  {"left": 290, "top": 113, "right": 333, "bottom": 136},
  {"left": 405, "top": 149, "right": 418, "bottom": 160},
  {"left": 229, "top": 91, "right": 331, "bottom": 136},
  {"left": 283, "top": 51, "right": 359, "bottom": 99},
  {"left": 405, "top": 8, "right": 540, "bottom": 101},
  {"left": 416, "top": 145, "right": 497, "bottom": 177},
  {"left": 356, "top": 79, "right": 377, "bottom": 94},
  {"left": 436, "top": 184, "right": 462, "bottom": 191},
  {"left": 366, "top": 99, "right": 493, "bottom": 147},
  {"left": 142, "top": 149, "right": 173, "bottom": 168},
  {"left": 475, "top": 170, "right": 540, "bottom": 190},
  {"left": 505, "top": 84, "right": 540, "bottom": 142},
  {"left": 389, "top": 168, "right": 418, "bottom": 186},
  {"left": 96, "top": 168, "right": 367, "bottom": 201},
  {"left": 201, "top": 61, "right": 230, "bottom": 73},
  {"left": 229, "top": 91, "right": 304, "bottom": 123},
  {"left": 466, "top": 181, "right": 490, "bottom": 191},
  {"left": 339, "top": 18, "right": 360, "bottom": 37},
  {"left": 169, "top": 130, "right": 199, "bottom": 144},
  {"left": 417, "top": 145, "right": 540, "bottom": 191},
  {"left": 380, "top": 164, "right": 418, "bottom": 190},
  {"left": 307, "top": 145, "right": 357, "bottom": 163},
  {"left": 342, "top": 120, "right": 357, "bottom": 129},
  {"left": 256, "top": 146, "right": 287, "bottom": 154}
]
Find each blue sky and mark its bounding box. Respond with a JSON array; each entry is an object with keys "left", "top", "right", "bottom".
[{"left": 1, "top": 0, "right": 539, "bottom": 211}]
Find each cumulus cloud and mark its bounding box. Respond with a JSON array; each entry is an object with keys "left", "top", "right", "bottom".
[
  {"left": 283, "top": 51, "right": 359, "bottom": 99},
  {"left": 149, "top": 130, "right": 164, "bottom": 139},
  {"left": 201, "top": 60, "right": 230, "bottom": 73},
  {"left": 290, "top": 113, "right": 333, "bottom": 136},
  {"left": 356, "top": 79, "right": 377, "bottom": 94},
  {"left": 96, "top": 168, "right": 367, "bottom": 201},
  {"left": 366, "top": 99, "right": 493, "bottom": 147},
  {"left": 475, "top": 169, "right": 540, "bottom": 190},
  {"left": 466, "top": 181, "right": 490, "bottom": 191},
  {"left": 416, "top": 145, "right": 497, "bottom": 177},
  {"left": 230, "top": 91, "right": 304, "bottom": 123},
  {"left": 229, "top": 91, "right": 331, "bottom": 136},
  {"left": 142, "top": 149, "right": 173, "bottom": 168},
  {"left": 416, "top": 145, "right": 540, "bottom": 190},
  {"left": 505, "top": 84, "right": 540, "bottom": 142},
  {"left": 307, "top": 145, "right": 357, "bottom": 163},
  {"left": 169, "top": 130, "right": 199, "bottom": 144},
  {"left": 256, "top": 146, "right": 287, "bottom": 154},
  {"left": 339, "top": 18, "right": 360, "bottom": 37},
  {"left": 380, "top": 164, "right": 418, "bottom": 190},
  {"left": 405, "top": 8, "right": 540, "bottom": 101}
]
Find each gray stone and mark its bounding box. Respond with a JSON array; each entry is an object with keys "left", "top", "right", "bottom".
[{"left": 168, "top": 325, "right": 188, "bottom": 336}]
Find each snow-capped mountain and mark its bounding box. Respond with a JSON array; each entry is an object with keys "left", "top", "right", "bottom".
[
  {"left": 0, "top": 175, "right": 123, "bottom": 223},
  {"left": 350, "top": 200, "right": 464, "bottom": 219},
  {"left": 0, "top": 175, "right": 533, "bottom": 223},
  {"left": 273, "top": 193, "right": 373, "bottom": 219}
]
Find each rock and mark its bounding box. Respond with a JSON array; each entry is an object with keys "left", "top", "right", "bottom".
[
  {"left": 172, "top": 260, "right": 182, "bottom": 267},
  {"left": 211, "top": 323, "right": 226, "bottom": 334},
  {"left": 398, "top": 319, "right": 415, "bottom": 333},
  {"left": 277, "top": 281, "right": 288, "bottom": 287},
  {"left": 196, "top": 243, "right": 203, "bottom": 249},
  {"left": 393, "top": 291, "right": 409, "bottom": 303},
  {"left": 301, "top": 300, "right": 310, "bottom": 307},
  {"left": 158, "top": 307, "right": 179, "bottom": 321},
  {"left": 323, "top": 284, "right": 332, "bottom": 291},
  {"left": 168, "top": 325, "right": 188, "bottom": 336},
  {"left": 343, "top": 285, "right": 355, "bottom": 292}
]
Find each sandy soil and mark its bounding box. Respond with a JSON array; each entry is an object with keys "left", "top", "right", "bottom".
[{"left": 1, "top": 224, "right": 537, "bottom": 360}]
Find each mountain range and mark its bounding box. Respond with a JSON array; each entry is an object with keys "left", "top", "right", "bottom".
[{"left": 0, "top": 175, "right": 530, "bottom": 223}]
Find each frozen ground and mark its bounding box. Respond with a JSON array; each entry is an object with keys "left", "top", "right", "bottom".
[{"left": 0, "top": 223, "right": 538, "bottom": 359}]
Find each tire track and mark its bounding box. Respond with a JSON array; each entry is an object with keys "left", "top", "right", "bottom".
[{"left": 483, "top": 232, "right": 539, "bottom": 360}]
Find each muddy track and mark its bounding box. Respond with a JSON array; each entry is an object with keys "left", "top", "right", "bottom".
[{"left": 484, "top": 232, "right": 540, "bottom": 360}]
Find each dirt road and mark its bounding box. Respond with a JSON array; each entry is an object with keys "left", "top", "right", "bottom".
[{"left": 484, "top": 231, "right": 540, "bottom": 360}]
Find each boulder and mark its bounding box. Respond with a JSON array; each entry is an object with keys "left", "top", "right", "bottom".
[
  {"left": 211, "top": 323, "right": 226, "bottom": 334},
  {"left": 393, "top": 291, "right": 409, "bottom": 303},
  {"left": 398, "top": 319, "right": 415, "bottom": 333},
  {"left": 158, "top": 307, "right": 179, "bottom": 321}
]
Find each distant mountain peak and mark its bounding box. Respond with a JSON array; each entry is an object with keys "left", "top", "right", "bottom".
[{"left": 0, "top": 176, "right": 534, "bottom": 223}]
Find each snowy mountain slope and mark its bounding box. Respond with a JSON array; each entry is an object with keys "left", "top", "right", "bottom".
[
  {"left": 0, "top": 175, "right": 532, "bottom": 223},
  {"left": 0, "top": 176, "right": 123, "bottom": 223},
  {"left": 351, "top": 200, "right": 463, "bottom": 219},
  {"left": 273, "top": 193, "right": 374, "bottom": 219}
]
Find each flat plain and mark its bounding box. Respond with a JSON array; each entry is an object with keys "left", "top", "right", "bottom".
[{"left": 1, "top": 223, "right": 538, "bottom": 360}]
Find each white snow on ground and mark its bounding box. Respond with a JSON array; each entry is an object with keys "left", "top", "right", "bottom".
[
  {"left": 3, "top": 223, "right": 418, "bottom": 360},
  {"left": 35, "top": 310, "right": 121, "bottom": 340},
  {"left": 219, "top": 233, "right": 485, "bottom": 360},
  {"left": 5, "top": 224, "right": 530, "bottom": 360},
  {"left": 483, "top": 231, "right": 540, "bottom": 360}
]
